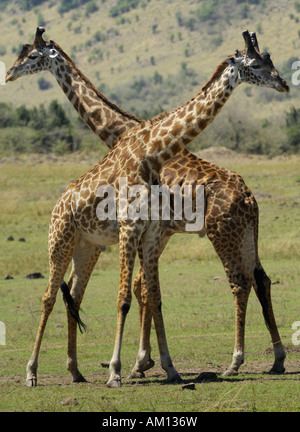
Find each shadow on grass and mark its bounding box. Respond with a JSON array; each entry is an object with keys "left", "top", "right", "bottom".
[
  {"left": 12, "top": 369, "right": 299, "bottom": 389},
  {"left": 126, "top": 370, "right": 300, "bottom": 387}
]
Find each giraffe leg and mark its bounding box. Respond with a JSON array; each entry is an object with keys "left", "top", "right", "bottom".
[
  {"left": 253, "top": 263, "right": 286, "bottom": 374},
  {"left": 64, "top": 241, "right": 101, "bottom": 383},
  {"left": 207, "top": 219, "right": 255, "bottom": 376},
  {"left": 25, "top": 207, "right": 76, "bottom": 387},
  {"left": 128, "top": 253, "right": 154, "bottom": 379},
  {"left": 129, "top": 235, "right": 171, "bottom": 379},
  {"left": 213, "top": 217, "right": 286, "bottom": 376},
  {"left": 107, "top": 222, "right": 143, "bottom": 388},
  {"left": 140, "top": 223, "right": 181, "bottom": 383},
  {"left": 222, "top": 271, "right": 252, "bottom": 376}
]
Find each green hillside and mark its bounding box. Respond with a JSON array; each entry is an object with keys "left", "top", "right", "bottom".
[{"left": 0, "top": 0, "right": 300, "bottom": 154}]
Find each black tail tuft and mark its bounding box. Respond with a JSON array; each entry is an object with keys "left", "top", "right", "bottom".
[
  {"left": 60, "top": 281, "right": 86, "bottom": 334},
  {"left": 254, "top": 267, "right": 271, "bottom": 330}
]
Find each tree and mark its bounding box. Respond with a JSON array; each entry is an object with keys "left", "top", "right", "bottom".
[
  {"left": 285, "top": 106, "right": 300, "bottom": 152},
  {"left": 15, "top": 105, "right": 31, "bottom": 126},
  {"left": 47, "top": 100, "right": 70, "bottom": 128}
]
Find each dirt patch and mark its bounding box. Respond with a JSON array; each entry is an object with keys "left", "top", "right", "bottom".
[{"left": 194, "top": 146, "right": 273, "bottom": 165}]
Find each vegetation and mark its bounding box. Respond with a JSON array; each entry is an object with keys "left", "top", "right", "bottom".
[
  {"left": 19, "top": 0, "right": 48, "bottom": 11},
  {"left": 285, "top": 106, "right": 300, "bottom": 152},
  {"left": 0, "top": 101, "right": 80, "bottom": 154},
  {"left": 0, "top": 0, "right": 299, "bottom": 156},
  {"left": 109, "top": 0, "right": 142, "bottom": 18},
  {"left": 0, "top": 89, "right": 299, "bottom": 156},
  {"left": 58, "top": 0, "right": 91, "bottom": 15}
]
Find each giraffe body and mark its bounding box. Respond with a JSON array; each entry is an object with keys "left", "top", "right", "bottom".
[{"left": 6, "top": 29, "right": 288, "bottom": 386}]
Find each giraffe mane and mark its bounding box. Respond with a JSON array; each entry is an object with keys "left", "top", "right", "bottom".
[
  {"left": 52, "top": 41, "right": 143, "bottom": 124},
  {"left": 200, "top": 58, "right": 230, "bottom": 94},
  {"left": 16, "top": 44, "right": 32, "bottom": 61},
  {"left": 140, "top": 58, "right": 231, "bottom": 129}
]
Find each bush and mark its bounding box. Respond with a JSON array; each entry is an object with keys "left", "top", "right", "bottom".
[
  {"left": 58, "top": 0, "right": 89, "bottom": 15},
  {"left": 20, "top": 0, "right": 48, "bottom": 11},
  {"left": 0, "top": 100, "right": 79, "bottom": 154},
  {"left": 0, "top": 103, "right": 13, "bottom": 128},
  {"left": 37, "top": 77, "right": 53, "bottom": 90},
  {"left": 195, "top": 1, "right": 217, "bottom": 22},
  {"left": 0, "top": 45, "right": 6, "bottom": 55},
  {"left": 109, "top": 0, "right": 140, "bottom": 18},
  {"left": 285, "top": 106, "right": 300, "bottom": 152},
  {"left": 85, "top": 0, "right": 98, "bottom": 16}
]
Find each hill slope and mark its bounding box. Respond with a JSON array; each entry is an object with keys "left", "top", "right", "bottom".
[{"left": 0, "top": 0, "right": 299, "bottom": 153}]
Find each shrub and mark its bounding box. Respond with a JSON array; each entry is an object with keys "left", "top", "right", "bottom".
[
  {"left": 285, "top": 106, "right": 300, "bottom": 152},
  {"left": 37, "top": 77, "right": 52, "bottom": 90},
  {"left": 109, "top": 0, "right": 140, "bottom": 18},
  {"left": 85, "top": 0, "right": 98, "bottom": 17},
  {"left": 0, "top": 100, "right": 78, "bottom": 154},
  {"left": 58, "top": 0, "right": 90, "bottom": 15},
  {"left": 195, "top": 2, "right": 216, "bottom": 22},
  {"left": 0, "top": 45, "right": 6, "bottom": 55}
]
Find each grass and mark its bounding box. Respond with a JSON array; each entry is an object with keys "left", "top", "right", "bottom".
[{"left": 0, "top": 152, "right": 300, "bottom": 412}]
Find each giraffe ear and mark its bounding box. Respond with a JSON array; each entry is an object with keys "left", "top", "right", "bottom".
[
  {"left": 226, "top": 55, "right": 243, "bottom": 66},
  {"left": 47, "top": 47, "right": 59, "bottom": 59}
]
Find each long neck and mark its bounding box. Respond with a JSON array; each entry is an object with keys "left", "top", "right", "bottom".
[
  {"left": 143, "top": 60, "right": 239, "bottom": 176},
  {"left": 50, "top": 49, "right": 141, "bottom": 149}
]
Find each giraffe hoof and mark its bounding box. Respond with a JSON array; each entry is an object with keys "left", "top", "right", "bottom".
[
  {"left": 72, "top": 374, "right": 87, "bottom": 383},
  {"left": 266, "top": 365, "right": 285, "bottom": 375},
  {"left": 222, "top": 369, "right": 238, "bottom": 377},
  {"left": 106, "top": 379, "right": 121, "bottom": 388},
  {"left": 127, "top": 371, "right": 145, "bottom": 379},
  {"left": 25, "top": 378, "right": 37, "bottom": 387},
  {"left": 167, "top": 374, "right": 183, "bottom": 384}
]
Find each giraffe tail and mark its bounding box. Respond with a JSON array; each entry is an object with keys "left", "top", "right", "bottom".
[
  {"left": 253, "top": 266, "right": 272, "bottom": 331},
  {"left": 251, "top": 201, "right": 272, "bottom": 331},
  {"left": 60, "top": 281, "right": 87, "bottom": 334}
]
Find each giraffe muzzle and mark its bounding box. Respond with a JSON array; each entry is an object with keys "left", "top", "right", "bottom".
[
  {"left": 276, "top": 80, "right": 289, "bottom": 93},
  {"left": 5, "top": 68, "right": 17, "bottom": 82}
]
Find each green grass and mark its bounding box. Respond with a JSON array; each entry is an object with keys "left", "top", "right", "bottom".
[{"left": 0, "top": 153, "right": 300, "bottom": 412}]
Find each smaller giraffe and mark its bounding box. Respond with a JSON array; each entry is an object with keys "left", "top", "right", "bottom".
[
  {"left": 5, "top": 27, "right": 141, "bottom": 149},
  {"left": 6, "top": 30, "right": 288, "bottom": 387}
]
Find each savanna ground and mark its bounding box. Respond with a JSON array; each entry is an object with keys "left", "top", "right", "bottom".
[{"left": 0, "top": 149, "right": 299, "bottom": 413}]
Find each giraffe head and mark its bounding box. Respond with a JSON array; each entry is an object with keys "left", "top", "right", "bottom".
[
  {"left": 225, "top": 30, "right": 289, "bottom": 93},
  {"left": 6, "top": 27, "right": 63, "bottom": 82}
]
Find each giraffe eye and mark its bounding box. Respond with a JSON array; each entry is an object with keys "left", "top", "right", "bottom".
[
  {"left": 251, "top": 64, "right": 260, "bottom": 69},
  {"left": 29, "top": 53, "right": 38, "bottom": 60}
]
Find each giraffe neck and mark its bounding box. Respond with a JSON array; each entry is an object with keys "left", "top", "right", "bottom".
[
  {"left": 142, "top": 60, "right": 239, "bottom": 177},
  {"left": 50, "top": 48, "right": 141, "bottom": 149}
]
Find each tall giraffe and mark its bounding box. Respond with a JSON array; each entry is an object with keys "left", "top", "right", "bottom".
[
  {"left": 6, "top": 30, "right": 288, "bottom": 386},
  {"left": 7, "top": 27, "right": 141, "bottom": 147}
]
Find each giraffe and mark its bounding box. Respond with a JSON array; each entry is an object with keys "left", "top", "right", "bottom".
[
  {"left": 6, "top": 27, "right": 141, "bottom": 149},
  {"left": 6, "top": 30, "right": 289, "bottom": 386}
]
